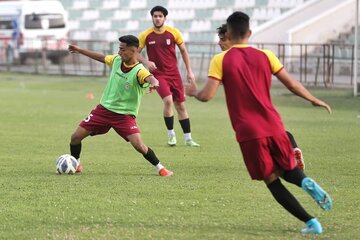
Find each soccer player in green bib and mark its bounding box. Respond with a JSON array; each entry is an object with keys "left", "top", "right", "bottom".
[{"left": 67, "top": 35, "right": 173, "bottom": 177}]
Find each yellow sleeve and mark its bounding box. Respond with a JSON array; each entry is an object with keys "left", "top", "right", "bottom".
[
  {"left": 262, "top": 49, "right": 284, "bottom": 74},
  {"left": 137, "top": 68, "right": 152, "bottom": 85},
  {"left": 208, "top": 52, "right": 225, "bottom": 81},
  {"left": 138, "top": 31, "right": 146, "bottom": 49},
  {"left": 104, "top": 55, "right": 117, "bottom": 67},
  {"left": 173, "top": 27, "right": 183, "bottom": 45},
  {"left": 138, "top": 28, "right": 153, "bottom": 49},
  {"left": 166, "top": 26, "right": 183, "bottom": 45}
]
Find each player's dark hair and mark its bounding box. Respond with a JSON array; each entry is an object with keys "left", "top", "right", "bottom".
[
  {"left": 217, "top": 24, "right": 227, "bottom": 35},
  {"left": 150, "top": 6, "right": 168, "bottom": 17},
  {"left": 119, "top": 35, "right": 139, "bottom": 48},
  {"left": 226, "top": 11, "right": 250, "bottom": 39}
]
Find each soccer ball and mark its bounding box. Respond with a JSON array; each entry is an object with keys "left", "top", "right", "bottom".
[{"left": 56, "top": 154, "right": 79, "bottom": 174}]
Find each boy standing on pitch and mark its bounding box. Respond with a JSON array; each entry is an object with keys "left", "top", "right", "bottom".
[
  {"left": 68, "top": 35, "right": 173, "bottom": 177},
  {"left": 186, "top": 12, "right": 332, "bottom": 234},
  {"left": 138, "top": 6, "right": 200, "bottom": 147}
]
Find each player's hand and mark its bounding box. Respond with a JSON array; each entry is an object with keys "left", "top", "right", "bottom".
[
  {"left": 311, "top": 99, "right": 332, "bottom": 114},
  {"left": 187, "top": 71, "right": 195, "bottom": 83},
  {"left": 148, "top": 83, "right": 159, "bottom": 93},
  {"left": 147, "top": 77, "right": 159, "bottom": 93},
  {"left": 146, "top": 61, "right": 157, "bottom": 71},
  {"left": 68, "top": 44, "right": 81, "bottom": 53},
  {"left": 185, "top": 80, "right": 198, "bottom": 97}
]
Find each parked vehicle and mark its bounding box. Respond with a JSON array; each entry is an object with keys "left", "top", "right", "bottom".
[{"left": 0, "top": 0, "right": 69, "bottom": 64}]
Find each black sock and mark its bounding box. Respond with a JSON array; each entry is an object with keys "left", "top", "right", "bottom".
[
  {"left": 143, "top": 147, "right": 160, "bottom": 166},
  {"left": 282, "top": 167, "right": 307, "bottom": 187},
  {"left": 179, "top": 118, "right": 191, "bottom": 134},
  {"left": 70, "top": 143, "right": 81, "bottom": 159},
  {"left": 267, "top": 179, "right": 313, "bottom": 222},
  {"left": 164, "top": 116, "right": 174, "bottom": 130},
  {"left": 286, "top": 131, "right": 298, "bottom": 148}
]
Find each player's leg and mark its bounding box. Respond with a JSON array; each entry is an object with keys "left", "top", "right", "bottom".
[
  {"left": 127, "top": 133, "right": 173, "bottom": 176},
  {"left": 240, "top": 137, "right": 322, "bottom": 234},
  {"left": 282, "top": 168, "right": 332, "bottom": 211},
  {"left": 162, "top": 95, "right": 177, "bottom": 146},
  {"left": 265, "top": 174, "right": 322, "bottom": 234},
  {"left": 286, "top": 131, "right": 298, "bottom": 148},
  {"left": 281, "top": 169, "right": 331, "bottom": 234},
  {"left": 70, "top": 126, "right": 91, "bottom": 157},
  {"left": 171, "top": 76, "right": 200, "bottom": 147},
  {"left": 272, "top": 133, "right": 332, "bottom": 211},
  {"left": 70, "top": 126, "right": 91, "bottom": 173},
  {"left": 156, "top": 75, "right": 177, "bottom": 146},
  {"left": 112, "top": 115, "right": 173, "bottom": 176},
  {"left": 71, "top": 105, "right": 112, "bottom": 172},
  {"left": 286, "top": 131, "right": 305, "bottom": 170},
  {"left": 173, "top": 101, "right": 199, "bottom": 147}
]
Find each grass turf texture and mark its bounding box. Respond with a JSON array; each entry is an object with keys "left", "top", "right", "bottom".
[{"left": 0, "top": 72, "right": 359, "bottom": 240}]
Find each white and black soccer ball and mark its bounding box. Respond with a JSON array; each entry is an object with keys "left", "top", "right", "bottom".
[{"left": 56, "top": 154, "right": 79, "bottom": 174}]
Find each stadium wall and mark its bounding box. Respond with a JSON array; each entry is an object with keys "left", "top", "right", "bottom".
[
  {"left": 288, "top": 0, "right": 356, "bottom": 55},
  {"left": 250, "top": 0, "right": 353, "bottom": 45}
]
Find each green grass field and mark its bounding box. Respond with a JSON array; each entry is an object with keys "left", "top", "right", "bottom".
[{"left": 0, "top": 72, "right": 359, "bottom": 240}]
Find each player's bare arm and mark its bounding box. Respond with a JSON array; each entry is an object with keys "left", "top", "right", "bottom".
[
  {"left": 276, "top": 69, "right": 332, "bottom": 114},
  {"left": 144, "top": 75, "right": 160, "bottom": 93},
  {"left": 68, "top": 44, "right": 105, "bottom": 63},
  {"left": 178, "top": 43, "right": 195, "bottom": 83},
  {"left": 185, "top": 77, "right": 220, "bottom": 102},
  {"left": 138, "top": 48, "right": 157, "bottom": 71}
]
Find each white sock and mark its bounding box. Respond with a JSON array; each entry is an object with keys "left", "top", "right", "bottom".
[
  {"left": 156, "top": 163, "right": 164, "bottom": 171},
  {"left": 167, "top": 129, "right": 175, "bottom": 136},
  {"left": 184, "top": 133, "right": 192, "bottom": 141}
]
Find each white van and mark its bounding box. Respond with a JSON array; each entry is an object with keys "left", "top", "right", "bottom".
[{"left": 0, "top": 0, "right": 68, "bottom": 64}]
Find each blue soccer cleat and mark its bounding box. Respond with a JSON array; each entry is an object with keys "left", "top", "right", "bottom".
[
  {"left": 302, "top": 177, "right": 332, "bottom": 210},
  {"left": 301, "top": 218, "right": 323, "bottom": 234}
]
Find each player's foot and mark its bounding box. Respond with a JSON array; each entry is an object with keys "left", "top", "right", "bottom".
[
  {"left": 301, "top": 218, "right": 323, "bottom": 234},
  {"left": 185, "top": 139, "right": 200, "bottom": 147},
  {"left": 168, "top": 135, "right": 177, "bottom": 146},
  {"left": 294, "top": 147, "right": 305, "bottom": 170},
  {"left": 158, "top": 168, "right": 173, "bottom": 177},
  {"left": 76, "top": 163, "right": 83, "bottom": 173},
  {"left": 302, "top": 177, "right": 332, "bottom": 210}
]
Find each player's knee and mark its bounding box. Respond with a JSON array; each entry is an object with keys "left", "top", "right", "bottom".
[
  {"left": 175, "top": 103, "right": 187, "bottom": 114},
  {"left": 264, "top": 172, "right": 279, "bottom": 185},
  {"left": 164, "top": 101, "right": 173, "bottom": 109},
  {"left": 163, "top": 96, "right": 173, "bottom": 107},
  {"left": 176, "top": 104, "right": 186, "bottom": 112}
]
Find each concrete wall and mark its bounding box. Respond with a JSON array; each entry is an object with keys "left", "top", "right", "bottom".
[
  {"left": 289, "top": 0, "right": 356, "bottom": 44},
  {"left": 250, "top": 0, "right": 356, "bottom": 45}
]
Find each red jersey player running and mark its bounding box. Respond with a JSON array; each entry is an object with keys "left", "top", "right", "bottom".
[
  {"left": 216, "top": 23, "right": 305, "bottom": 170},
  {"left": 138, "top": 6, "right": 200, "bottom": 147},
  {"left": 186, "top": 12, "right": 332, "bottom": 234}
]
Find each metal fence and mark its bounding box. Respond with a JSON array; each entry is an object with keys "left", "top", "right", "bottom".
[{"left": 0, "top": 38, "right": 356, "bottom": 88}]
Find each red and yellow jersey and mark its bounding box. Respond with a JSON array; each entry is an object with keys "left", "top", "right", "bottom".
[
  {"left": 208, "top": 44, "right": 286, "bottom": 142},
  {"left": 139, "top": 26, "right": 183, "bottom": 76}
]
